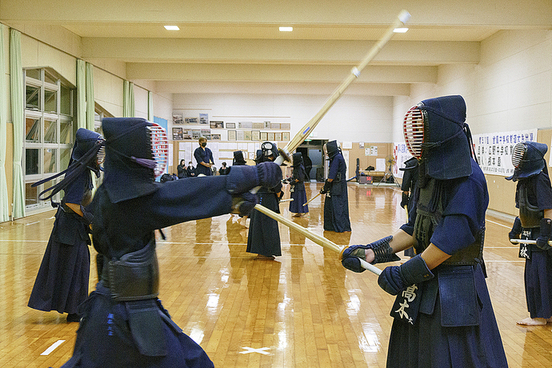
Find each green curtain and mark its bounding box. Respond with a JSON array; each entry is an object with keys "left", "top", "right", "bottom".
[
  {"left": 123, "top": 80, "right": 135, "bottom": 117},
  {"left": 76, "top": 59, "right": 86, "bottom": 129},
  {"left": 0, "top": 25, "right": 9, "bottom": 222},
  {"left": 85, "top": 62, "right": 95, "bottom": 130},
  {"left": 148, "top": 91, "right": 153, "bottom": 122},
  {"left": 9, "top": 29, "right": 25, "bottom": 219}
]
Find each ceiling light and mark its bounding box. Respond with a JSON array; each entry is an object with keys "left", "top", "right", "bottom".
[
  {"left": 164, "top": 25, "right": 180, "bottom": 31},
  {"left": 279, "top": 27, "right": 293, "bottom": 32},
  {"left": 393, "top": 27, "right": 408, "bottom": 33}
]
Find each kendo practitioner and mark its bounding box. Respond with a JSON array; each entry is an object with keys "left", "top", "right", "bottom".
[
  {"left": 219, "top": 162, "right": 230, "bottom": 175},
  {"left": 60, "top": 117, "right": 282, "bottom": 368},
  {"left": 193, "top": 137, "right": 214, "bottom": 176},
  {"left": 177, "top": 159, "right": 187, "bottom": 179},
  {"left": 246, "top": 142, "right": 284, "bottom": 259},
  {"left": 400, "top": 157, "right": 419, "bottom": 258},
  {"left": 340, "top": 95, "right": 508, "bottom": 368},
  {"left": 186, "top": 161, "right": 196, "bottom": 177},
  {"left": 506, "top": 141, "right": 552, "bottom": 326},
  {"left": 28, "top": 128, "right": 104, "bottom": 323},
  {"left": 288, "top": 152, "right": 309, "bottom": 217},
  {"left": 321, "top": 140, "right": 351, "bottom": 232}
]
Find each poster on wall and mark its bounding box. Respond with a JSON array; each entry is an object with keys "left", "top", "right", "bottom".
[
  {"left": 228, "top": 130, "right": 237, "bottom": 141},
  {"left": 173, "top": 114, "right": 183, "bottom": 124},
  {"left": 172, "top": 127, "right": 183, "bottom": 140},
  {"left": 210, "top": 121, "right": 224, "bottom": 129},
  {"left": 473, "top": 129, "right": 537, "bottom": 176},
  {"left": 199, "top": 113, "right": 209, "bottom": 124},
  {"left": 393, "top": 142, "right": 413, "bottom": 179},
  {"left": 226, "top": 122, "right": 236, "bottom": 129}
]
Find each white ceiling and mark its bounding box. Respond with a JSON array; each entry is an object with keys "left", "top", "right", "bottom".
[{"left": 2, "top": 0, "right": 551, "bottom": 96}]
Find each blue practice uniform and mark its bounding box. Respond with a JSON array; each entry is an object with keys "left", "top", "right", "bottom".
[
  {"left": 323, "top": 152, "right": 351, "bottom": 232},
  {"left": 62, "top": 176, "right": 249, "bottom": 368},
  {"left": 391, "top": 159, "right": 507, "bottom": 368},
  {"left": 28, "top": 169, "right": 92, "bottom": 316},
  {"left": 194, "top": 147, "right": 213, "bottom": 176},
  {"left": 289, "top": 163, "right": 308, "bottom": 214},
  {"left": 515, "top": 171, "right": 552, "bottom": 319},
  {"left": 247, "top": 181, "right": 282, "bottom": 258}
]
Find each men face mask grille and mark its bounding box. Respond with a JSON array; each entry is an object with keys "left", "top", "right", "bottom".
[
  {"left": 403, "top": 106, "right": 425, "bottom": 159},
  {"left": 147, "top": 123, "right": 169, "bottom": 178},
  {"left": 512, "top": 142, "right": 527, "bottom": 168}
]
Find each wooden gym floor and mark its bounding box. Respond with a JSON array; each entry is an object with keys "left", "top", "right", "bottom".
[{"left": 0, "top": 182, "right": 550, "bottom": 367}]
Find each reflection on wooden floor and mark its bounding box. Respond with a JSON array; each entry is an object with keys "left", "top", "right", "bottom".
[{"left": 0, "top": 182, "right": 550, "bottom": 367}]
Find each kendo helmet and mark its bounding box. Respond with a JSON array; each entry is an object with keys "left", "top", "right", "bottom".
[
  {"left": 325, "top": 140, "right": 341, "bottom": 160},
  {"left": 260, "top": 142, "right": 279, "bottom": 162},
  {"left": 292, "top": 152, "right": 303, "bottom": 167},
  {"left": 233, "top": 150, "right": 246, "bottom": 165},
  {"left": 102, "top": 118, "right": 169, "bottom": 203},
  {"left": 403, "top": 95, "right": 473, "bottom": 180},
  {"left": 33, "top": 128, "right": 105, "bottom": 201},
  {"left": 506, "top": 141, "right": 548, "bottom": 181}
]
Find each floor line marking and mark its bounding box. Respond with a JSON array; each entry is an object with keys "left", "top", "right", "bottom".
[
  {"left": 486, "top": 219, "right": 511, "bottom": 229},
  {"left": 41, "top": 340, "right": 65, "bottom": 355}
]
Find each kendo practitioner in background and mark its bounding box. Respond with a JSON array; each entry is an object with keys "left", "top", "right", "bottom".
[
  {"left": 60, "top": 118, "right": 282, "bottom": 368},
  {"left": 177, "top": 159, "right": 187, "bottom": 179},
  {"left": 506, "top": 141, "right": 552, "bottom": 326},
  {"left": 340, "top": 95, "right": 508, "bottom": 368},
  {"left": 219, "top": 162, "right": 230, "bottom": 175},
  {"left": 246, "top": 142, "right": 284, "bottom": 259},
  {"left": 321, "top": 140, "right": 351, "bottom": 232},
  {"left": 400, "top": 157, "right": 419, "bottom": 258},
  {"left": 287, "top": 152, "right": 309, "bottom": 217},
  {"left": 28, "top": 128, "right": 104, "bottom": 323},
  {"left": 233, "top": 150, "right": 246, "bottom": 166},
  {"left": 186, "top": 161, "right": 196, "bottom": 177},
  {"left": 194, "top": 136, "right": 214, "bottom": 176}
]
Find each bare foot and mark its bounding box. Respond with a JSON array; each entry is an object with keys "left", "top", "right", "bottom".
[{"left": 517, "top": 317, "right": 547, "bottom": 326}]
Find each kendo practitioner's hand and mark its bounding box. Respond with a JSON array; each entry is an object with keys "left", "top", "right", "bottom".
[
  {"left": 340, "top": 236, "right": 400, "bottom": 273},
  {"left": 232, "top": 192, "right": 259, "bottom": 216},
  {"left": 320, "top": 179, "right": 332, "bottom": 194},
  {"left": 508, "top": 217, "right": 522, "bottom": 244},
  {"left": 536, "top": 218, "right": 552, "bottom": 250},
  {"left": 226, "top": 163, "right": 282, "bottom": 194},
  {"left": 378, "top": 255, "right": 434, "bottom": 295},
  {"left": 400, "top": 192, "right": 409, "bottom": 208}
]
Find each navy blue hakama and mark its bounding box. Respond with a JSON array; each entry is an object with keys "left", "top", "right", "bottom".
[{"left": 247, "top": 188, "right": 282, "bottom": 257}]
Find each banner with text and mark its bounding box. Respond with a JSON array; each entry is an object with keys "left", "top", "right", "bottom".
[{"left": 473, "top": 129, "right": 537, "bottom": 176}]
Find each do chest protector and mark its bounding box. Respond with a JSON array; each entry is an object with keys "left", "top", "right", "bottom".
[
  {"left": 409, "top": 178, "right": 484, "bottom": 327},
  {"left": 518, "top": 183, "right": 543, "bottom": 229},
  {"left": 413, "top": 178, "right": 484, "bottom": 266}
]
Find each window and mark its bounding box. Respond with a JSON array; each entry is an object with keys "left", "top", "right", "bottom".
[{"left": 24, "top": 68, "right": 75, "bottom": 210}]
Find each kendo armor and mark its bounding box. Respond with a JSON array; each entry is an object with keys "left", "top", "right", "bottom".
[
  {"left": 98, "top": 118, "right": 170, "bottom": 300},
  {"left": 403, "top": 95, "right": 473, "bottom": 185},
  {"left": 292, "top": 152, "right": 303, "bottom": 167},
  {"left": 102, "top": 117, "right": 168, "bottom": 203},
  {"left": 506, "top": 141, "right": 548, "bottom": 228},
  {"left": 325, "top": 140, "right": 341, "bottom": 160},
  {"left": 404, "top": 96, "right": 483, "bottom": 265},
  {"left": 33, "top": 128, "right": 104, "bottom": 202},
  {"left": 233, "top": 150, "right": 246, "bottom": 165},
  {"left": 260, "top": 141, "right": 279, "bottom": 162}
]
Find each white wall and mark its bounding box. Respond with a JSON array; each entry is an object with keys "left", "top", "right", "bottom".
[
  {"left": 172, "top": 93, "right": 394, "bottom": 143},
  {"left": 392, "top": 30, "right": 552, "bottom": 143}
]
